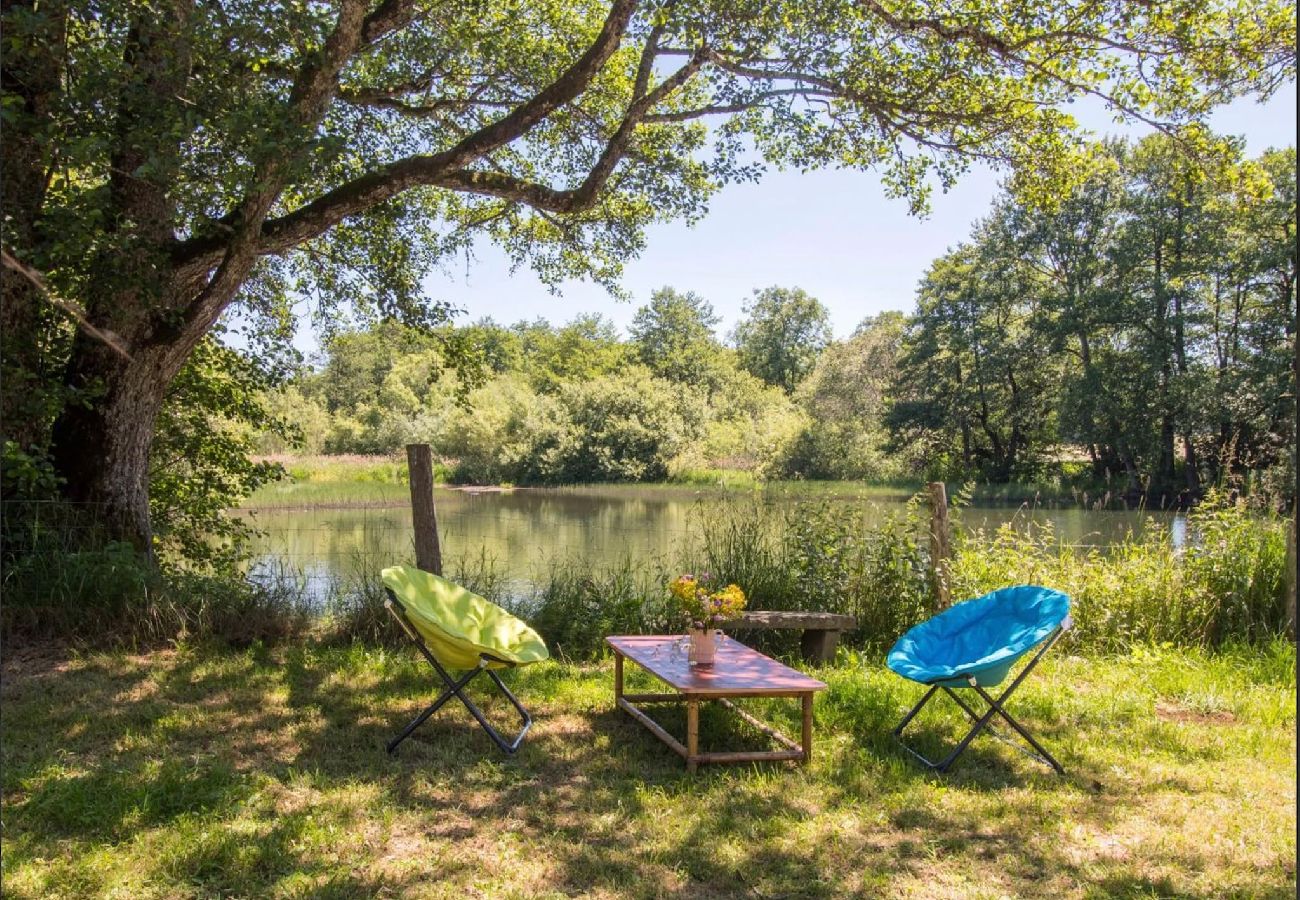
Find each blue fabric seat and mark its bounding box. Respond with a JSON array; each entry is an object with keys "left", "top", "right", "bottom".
[
  {"left": 886, "top": 585, "right": 1072, "bottom": 774},
  {"left": 887, "top": 585, "right": 1071, "bottom": 688}
]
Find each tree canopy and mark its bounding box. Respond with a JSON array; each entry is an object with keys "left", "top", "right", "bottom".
[
  {"left": 629, "top": 287, "right": 722, "bottom": 383},
  {"left": 1, "top": 0, "right": 1294, "bottom": 547},
  {"left": 890, "top": 137, "right": 1295, "bottom": 496},
  {"left": 733, "top": 286, "right": 833, "bottom": 392},
  {"left": 236, "top": 132, "right": 1295, "bottom": 507}
]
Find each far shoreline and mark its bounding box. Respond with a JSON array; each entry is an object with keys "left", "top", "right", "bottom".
[{"left": 237, "top": 455, "right": 1186, "bottom": 513}]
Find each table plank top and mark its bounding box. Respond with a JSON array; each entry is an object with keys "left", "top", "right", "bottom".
[{"left": 606, "top": 634, "right": 827, "bottom": 695}]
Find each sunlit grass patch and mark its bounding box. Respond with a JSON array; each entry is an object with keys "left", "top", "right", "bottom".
[{"left": 1, "top": 642, "right": 1294, "bottom": 898}]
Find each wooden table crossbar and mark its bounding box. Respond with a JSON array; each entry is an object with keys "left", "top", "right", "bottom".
[{"left": 606, "top": 634, "right": 827, "bottom": 773}]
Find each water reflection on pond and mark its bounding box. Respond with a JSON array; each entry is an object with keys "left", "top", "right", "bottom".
[{"left": 241, "top": 485, "right": 1184, "bottom": 605}]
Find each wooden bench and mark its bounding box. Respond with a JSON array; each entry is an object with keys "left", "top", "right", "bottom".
[{"left": 721, "top": 611, "right": 858, "bottom": 663}]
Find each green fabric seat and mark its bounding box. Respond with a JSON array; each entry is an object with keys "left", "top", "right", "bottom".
[
  {"left": 381, "top": 565, "right": 549, "bottom": 755},
  {"left": 381, "top": 565, "right": 549, "bottom": 670}
]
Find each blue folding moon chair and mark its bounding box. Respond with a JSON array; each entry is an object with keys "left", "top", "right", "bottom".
[{"left": 887, "top": 585, "right": 1071, "bottom": 774}]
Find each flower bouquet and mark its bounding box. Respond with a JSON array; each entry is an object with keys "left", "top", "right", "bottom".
[{"left": 668, "top": 574, "right": 746, "bottom": 666}]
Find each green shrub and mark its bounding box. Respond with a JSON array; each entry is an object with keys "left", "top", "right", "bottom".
[
  {"left": 543, "top": 368, "right": 698, "bottom": 483},
  {"left": 429, "top": 376, "right": 559, "bottom": 484}
]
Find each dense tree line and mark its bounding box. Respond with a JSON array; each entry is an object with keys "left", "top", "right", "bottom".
[
  {"left": 260, "top": 288, "right": 817, "bottom": 482},
  {"left": 891, "top": 136, "right": 1295, "bottom": 501},
  {"left": 263, "top": 136, "right": 1295, "bottom": 501}
]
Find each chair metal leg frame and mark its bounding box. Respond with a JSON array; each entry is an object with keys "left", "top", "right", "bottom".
[
  {"left": 892, "top": 626, "right": 1066, "bottom": 774},
  {"left": 385, "top": 596, "right": 534, "bottom": 756}
]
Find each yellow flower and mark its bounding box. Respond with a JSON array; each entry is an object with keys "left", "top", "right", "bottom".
[{"left": 667, "top": 574, "right": 747, "bottom": 627}]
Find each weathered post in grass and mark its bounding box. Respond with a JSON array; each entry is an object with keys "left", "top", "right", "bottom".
[
  {"left": 928, "top": 481, "right": 952, "bottom": 611},
  {"left": 1286, "top": 517, "right": 1295, "bottom": 642},
  {"left": 406, "top": 443, "right": 443, "bottom": 576}
]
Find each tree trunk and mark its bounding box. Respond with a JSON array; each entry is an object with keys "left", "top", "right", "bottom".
[
  {"left": 50, "top": 338, "right": 173, "bottom": 553},
  {"left": 1155, "top": 414, "right": 1176, "bottom": 502},
  {"left": 49, "top": 250, "right": 249, "bottom": 553},
  {"left": 1073, "top": 307, "right": 1105, "bottom": 473},
  {"left": 1284, "top": 264, "right": 1294, "bottom": 642},
  {"left": 41, "top": 0, "right": 211, "bottom": 551},
  {"left": 1120, "top": 449, "right": 1142, "bottom": 499},
  {"left": 1181, "top": 431, "right": 1201, "bottom": 495}
]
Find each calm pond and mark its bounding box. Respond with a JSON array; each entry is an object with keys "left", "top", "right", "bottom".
[{"left": 240, "top": 484, "right": 1184, "bottom": 604}]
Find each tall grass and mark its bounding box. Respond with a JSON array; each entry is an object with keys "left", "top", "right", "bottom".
[
  {"left": 5, "top": 491, "right": 1289, "bottom": 658},
  {"left": 1, "top": 501, "right": 314, "bottom": 648},
  {"left": 524, "top": 555, "right": 675, "bottom": 661},
  {"left": 684, "top": 497, "right": 932, "bottom": 649},
  {"left": 951, "top": 489, "right": 1290, "bottom": 651},
  {"left": 2, "top": 547, "right": 316, "bottom": 649},
  {"left": 317, "top": 546, "right": 516, "bottom": 647},
  {"left": 503, "top": 490, "right": 1289, "bottom": 659}
]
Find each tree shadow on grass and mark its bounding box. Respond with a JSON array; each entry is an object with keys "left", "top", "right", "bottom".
[
  {"left": 273, "top": 653, "right": 869, "bottom": 895},
  {"left": 1, "top": 648, "right": 307, "bottom": 844},
  {"left": 269, "top": 650, "right": 1209, "bottom": 898},
  {"left": 3, "top": 645, "right": 1293, "bottom": 899},
  {"left": 1, "top": 648, "right": 479, "bottom": 897}
]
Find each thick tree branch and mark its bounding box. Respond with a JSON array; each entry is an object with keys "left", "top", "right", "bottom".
[
  {"left": 567, "top": 48, "right": 708, "bottom": 207},
  {"left": 174, "top": 0, "right": 641, "bottom": 271},
  {"left": 418, "top": 0, "right": 639, "bottom": 173},
  {"left": 173, "top": 0, "right": 377, "bottom": 342},
  {"left": 181, "top": 0, "right": 430, "bottom": 289},
  {"left": 361, "top": 0, "right": 425, "bottom": 44},
  {"left": 260, "top": 48, "right": 706, "bottom": 252}
]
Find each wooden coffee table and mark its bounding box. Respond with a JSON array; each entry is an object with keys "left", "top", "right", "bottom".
[{"left": 606, "top": 634, "right": 827, "bottom": 773}]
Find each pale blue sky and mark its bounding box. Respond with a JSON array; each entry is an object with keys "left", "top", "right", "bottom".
[{"left": 292, "top": 84, "right": 1296, "bottom": 351}]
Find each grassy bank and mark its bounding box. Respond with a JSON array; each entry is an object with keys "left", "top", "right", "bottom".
[
  {"left": 242, "top": 454, "right": 1130, "bottom": 510},
  {"left": 2, "top": 641, "right": 1293, "bottom": 899},
  {"left": 7, "top": 488, "right": 1286, "bottom": 657},
  {"left": 242, "top": 455, "right": 422, "bottom": 509},
  {"left": 493, "top": 491, "right": 1290, "bottom": 658}
]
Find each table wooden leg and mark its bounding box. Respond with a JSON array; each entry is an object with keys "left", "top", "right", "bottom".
[
  {"left": 801, "top": 693, "right": 813, "bottom": 766},
  {"left": 686, "top": 698, "right": 699, "bottom": 773},
  {"left": 614, "top": 651, "right": 624, "bottom": 706}
]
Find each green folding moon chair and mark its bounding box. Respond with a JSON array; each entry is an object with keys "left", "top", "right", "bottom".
[{"left": 381, "top": 565, "right": 549, "bottom": 755}]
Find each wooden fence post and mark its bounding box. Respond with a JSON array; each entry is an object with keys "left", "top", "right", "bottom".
[
  {"left": 928, "top": 481, "right": 952, "bottom": 611},
  {"left": 406, "top": 443, "right": 442, "bottom": 576},
  {"left": 1286, "top": 516, "right": 1295, "bottom": 643}
]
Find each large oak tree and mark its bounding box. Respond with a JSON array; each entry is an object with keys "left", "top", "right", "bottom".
[{"left": 1, "top": 0, "right": 1294, "bottom": 549}]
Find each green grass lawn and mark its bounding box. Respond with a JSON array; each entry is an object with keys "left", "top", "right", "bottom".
[{"left": 3, "top": 641, "right": 1294, "bottom": 899}]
